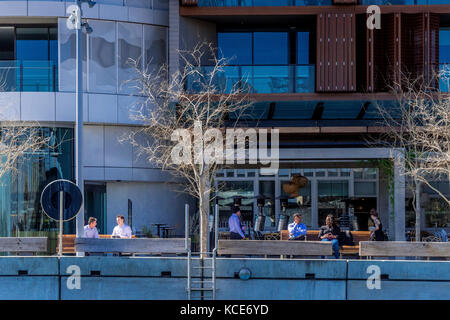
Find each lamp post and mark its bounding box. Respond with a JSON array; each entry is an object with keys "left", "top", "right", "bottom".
[{"left": 66, "top": 1, "right": 95, "bottom": 250}]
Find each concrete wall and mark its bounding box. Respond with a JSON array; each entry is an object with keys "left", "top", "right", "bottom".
[
  {"left": 0, "top": 257, "right": 449, "bottom": 300},
  {"left": 106, "top": 181, "right": 194, "bottom": 235}
]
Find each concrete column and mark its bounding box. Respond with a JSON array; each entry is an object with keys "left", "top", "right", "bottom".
[
  {"left": 169, "top": 0, "right": 180, "bottom": 79},
  {"left": 378, "top": 167, "right": 391, "bottom": 237},
  {"left": 394, "top": 150, "right": 406, "bottom": 241},
  {"left": 311, "top": 179, "right": 318, "bottom": 228}
]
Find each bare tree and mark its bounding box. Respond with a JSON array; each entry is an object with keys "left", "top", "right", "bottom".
[
  {"left": 372, "top": 72, "right": 450, "bottom": 240},
  {"left": 124, "top": 42, "right": 254, "bottom": 255}
]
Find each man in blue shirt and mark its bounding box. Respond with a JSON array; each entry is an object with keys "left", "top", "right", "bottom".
[
  {"left": 228, "top": 207, "right": 245, "bottom": 240},
  {"left": 288, "top": 213, "right": 307, "bottom": 240}
]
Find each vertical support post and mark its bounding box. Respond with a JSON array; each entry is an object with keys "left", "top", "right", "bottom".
[
  {"left": 59, "top": 191, "right": 64, "bottom": 257},
  {"left": 185, "top": 204, "right": 191, "bottom": 300},
  {"left": 394, "top": 149, "right": 406, "bottom": 241},
  {"left": 212, "top": 203, "right": 218, "bottom": 300},
  {"left": 75, "top": 0, "right": 85, "bottom": 255}
]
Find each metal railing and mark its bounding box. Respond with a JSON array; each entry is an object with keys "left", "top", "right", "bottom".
[
  {"left": 0, "top": 60, "right": 58, "bottom": 92},
  {"left": 185, "top": 64, "right": 315, "bottom": 94}
]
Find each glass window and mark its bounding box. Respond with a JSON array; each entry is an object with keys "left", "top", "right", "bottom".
[
  {"left": 340, "top": 168, "right": 351, "bottom": 177},
  {"left": 440, "top": 29, "right": 450, "bottom": 63},
  {"left": 327, "top": 169, "right": 338, "bottom": 177},
  {"left": 218, "top": 33, "right": 252, "bottom": 65},
  {"left": 278, "top": 169, "right": 289, "bottom": 177},
  {"left": 58, "top": 18, "right": 87, "bottom": 92},
  {"left": 354, "top": 182, "right": 377, "bottom": 196},
  {"left": 247, "top": 170, "right": 255, "bottom": 177},
  {"left": 0, "top": 128, "right": 74, "bottom": 254},
  {"left": 281, "top": 181, "right": 312, "bottom": 228},
  {"left": 297, "top": 31, "right": 309, "bottom": 64},
  {"left": 318, "top": 180, "right": 348, "bottom": 227},
  {"left": 226, "top": 169, "right": 234, "bottom": 177},
  {"left": 353, "top": 168, "right": 363, "bottom": 179},
  {"left": 216, "top": 170, "right": 225, "bottom": 177},
  {"left": 303, "top": 169, "right": 314, "bottom": 177},
  {"left": 236, "top": 169, "right": 245, "bottom": 177},
  {"left": 0, "top": 27, "right": 15, "bottom": 60},
  {"left": 118, "top": 22, "right": 142, "bottom": 94},
  {"left": 88, "top": 20, "right": 117, "bottom": 93},
  {"left": 144, "top": 25, "right": 167, "bottom": 74},
  {"left": 259, "top": 180, "right": 275, "bottom": 228},
  {"left": 316, "top": 169, "right": 326, "bottom": 177},
  {"left": 217, "top": 181, "right": 254, "bottom": 227},
  {"left": 253, "top": 32, "right": 288, "bottom": 65}
]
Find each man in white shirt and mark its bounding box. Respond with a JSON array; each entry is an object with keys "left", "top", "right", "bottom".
[
  {"left": 83, "top": 217, "right": 99, "bottom": 238},
  {"left": 112, "top": 215, "right": 132, "bottom": 238}
]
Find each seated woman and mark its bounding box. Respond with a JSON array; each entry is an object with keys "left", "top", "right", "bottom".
[
  {"left": 318, "top": 214, "right": 340, "bottom": 259},
  {"left": 288, "top": 213, "right": 307, "bottom": 240}
]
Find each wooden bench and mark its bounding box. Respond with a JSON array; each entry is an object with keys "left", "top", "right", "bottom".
[
  {"left": 360, "top": 241, "right": 450, "bottom": 259},
  {"left": 217, "top": 239, "right": 332, "bottom": 257},
  {"left": 0, "top": 237, "right": 47, "bottom": 255},
  {"left": 74, "top": 237, "right": 186, "bottom": 255},
  {"left": 280, "top": 230, "right": 371, "bottom": 257},
  {"left": 57, "top": 234, "right": 135, "bottom": 254}
]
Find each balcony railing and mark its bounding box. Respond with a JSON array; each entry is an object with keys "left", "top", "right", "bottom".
[
  {"left": 0, "top": 60, "right": 58, "bottom": 92},
  {"left": 185, "top": 65, "right": 315, "bottom": 94}
]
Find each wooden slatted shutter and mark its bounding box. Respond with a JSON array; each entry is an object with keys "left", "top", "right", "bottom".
[
  {"left": 427, "top": 13, "right": 440, "bottom": 89},
  {"left": 316, "top": 12, "right": 356, "bottom": 92}
]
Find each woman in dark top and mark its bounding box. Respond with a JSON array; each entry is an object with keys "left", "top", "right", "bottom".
[
  {"left": 318, "top": 214, "right": 341, "bottom": 258},
  {"left": 369, "top": 208, "right": 384, "bottom": 241}
]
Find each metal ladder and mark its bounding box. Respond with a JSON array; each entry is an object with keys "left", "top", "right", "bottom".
[{"left": 186, "top": 204, "right": 218, "bottom": 300}]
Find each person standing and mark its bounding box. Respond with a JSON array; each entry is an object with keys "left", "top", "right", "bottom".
[
  {"left": 112, "top": 215, "right": 132, "bottom": 238},
  {"left": 228, "top": 207, "right": 245, "bottom": 240},
  {"left": 83, "top": 217, "right": 99, "bottom": 238},
  {"left": 369, "top": 208, "right": 385, "bottom": 241},
  {"left": 319, "top": 214, "right": 341, "bottom": 259},
  {"left": 288, "top": 213, "right": 307, "bottom": 240}
]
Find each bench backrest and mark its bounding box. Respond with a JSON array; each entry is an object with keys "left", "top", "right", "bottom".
[
  {"left": 360, "top": 241, "right": 450, "bottom": 257},
  {"left": 57, "top": 234, "right": 135, "bottom": 253},
  {"left": 280, "top": 230, "right": 370, "bottom": 243},
  {"left": 74, "top": 238, "right": 186, "bottom": 254},
  {"left": 217, "top": 239, "right": 332, "bottom": 256},
  {"left": 0, "top": 237, "right": 47, "bottom": 252}
]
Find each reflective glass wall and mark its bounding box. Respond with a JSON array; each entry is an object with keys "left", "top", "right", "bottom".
[
  {"left": 0, "top": 128, "right": 73, "bottom": 254},
  {"left": 58, "top": 19, "right": 168, "bottom": 94}
]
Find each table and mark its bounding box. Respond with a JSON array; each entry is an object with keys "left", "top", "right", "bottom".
[
  {"left": 161, "top": 226, "right": 176, "bottom": 238},
  {"left": 151, "top": 223, "right": 167, "bottom": 238}
]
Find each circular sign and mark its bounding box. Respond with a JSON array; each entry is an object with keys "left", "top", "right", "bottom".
[{"left": 40, "top": 179, "right": 83, "bottom": 222}]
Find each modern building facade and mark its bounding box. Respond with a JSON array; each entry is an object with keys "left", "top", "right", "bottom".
[
  {"left": 0, "top": 0, "right": 193, "bottom": 252},
  {"left": 1, "top": 0, "right": 450, "bottom": 251},
  {"left": 172, "top": 0, "right": 450, "bottom": 240}
]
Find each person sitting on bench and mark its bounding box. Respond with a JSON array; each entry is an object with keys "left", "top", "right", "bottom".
[
  {"left": 112, "top": 215, "right": 132, "bottom": 239},
  {"left": 319, "top": 214, "right": 341, "bottom": 259},
  {"left": 228, "top": 206, "right": 245, "bottom": 240},
  {"left": 83, "top": 217, "right": 99, "bottom": 238},
  {"left": 288, "top": 213, "right": 307, "bottom": 240}
]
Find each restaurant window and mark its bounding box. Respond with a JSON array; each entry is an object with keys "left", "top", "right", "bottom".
[
  {"left": 217, "top": 181, "right": 254, "bottom": 227},
  {"left": 281, "top": 180, "right": 312, "bottom": 228},
  {"left": 318, "top": 180, "right": 348, "bottom": 226}
]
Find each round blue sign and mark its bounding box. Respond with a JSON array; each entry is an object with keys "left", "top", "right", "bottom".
[{"left": 40, "top": 179, "right": 83, "bottom": 222}]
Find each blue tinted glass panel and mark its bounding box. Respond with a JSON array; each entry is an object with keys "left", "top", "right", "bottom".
[
  {"left": 16, "top": 28, "right": 49, "bottom": 60},
  {"left": 253, "top": 32, "right": 288, "bottom": 65},
  {"left": 440, "top": 30, "right": 450, "bottom": 63},
  {"left": 272, "top": 101, "right": 316, "bottom": 119},
  {"left": 297, "top": 32, "right": 309, "bottom": 64},
  {"left": 218, "top": 32, "right": 252, "bottom": 65}
]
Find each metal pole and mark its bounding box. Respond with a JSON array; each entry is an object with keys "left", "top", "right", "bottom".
[
  {"left": 185, "top": 204, "right": 191, "bottom": 300},
  {"left": 59, "top": 191, "right": 64, "bottom": 257},
  {"left": 75, "top": 0, "right": 85, "bottom": 253}
]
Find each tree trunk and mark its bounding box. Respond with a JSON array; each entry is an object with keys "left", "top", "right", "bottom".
[
  {"left": 198, "top": 171, "right": 210, "bottom": 258},
  {"left": 415, "top": 181, "right": 422, "bottom": 242}
]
